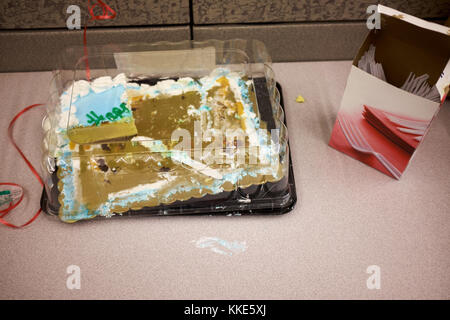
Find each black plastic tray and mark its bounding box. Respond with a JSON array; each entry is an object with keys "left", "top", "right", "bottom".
[{"left": 41, "top": 78, "right": 297, "bottom": 218}]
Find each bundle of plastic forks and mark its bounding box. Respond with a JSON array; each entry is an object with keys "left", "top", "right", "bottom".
[
  {"left": 400, "top": 73, "right": 441, "bottom": 102},
  {"left": 358, "top": 45, "right": 441, "bottom": 103},
  {"left": 385, "top": 113, "right": 427, "bottom": 142},
  {"left": 357, "top": 45, "right": 386, "bottom": 81}
]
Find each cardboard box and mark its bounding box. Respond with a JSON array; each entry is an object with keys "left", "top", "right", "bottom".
[{"left": 329, "top": 5, "right": 450, "bottom": 179}]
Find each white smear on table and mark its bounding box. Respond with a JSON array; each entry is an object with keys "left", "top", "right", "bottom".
[{"left": 192, "top": 237, "right": 247, "bottom": 256}]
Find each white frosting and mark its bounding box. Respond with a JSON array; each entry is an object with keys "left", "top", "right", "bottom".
[
  {"left": 133, "top": 77, "right": 198, "bottom": 98},
  {"left": 91, "top": 76, "right": 114, "bottom": 93},
  {"left": 58, "top": 110, "right": 78, "bottom": 128},
  {"left": 112, "top": 73, "right": 128, "bottom": 86},
  {"left": 71, "top": 80, "right": 91, "bottom": 98}
]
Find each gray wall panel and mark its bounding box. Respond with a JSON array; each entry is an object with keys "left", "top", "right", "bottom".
[
  {"left": 0, "top": 0, "right": 190, "bottom": 29},
  {"left": 0, "top": 26, "right": 190, "bottom": 72},
  {"left": 1, "top": 1, "right": 447, "bottom": 70},
  {"left": 193, "top": 0, "right": 450, "bottom": 24},
  {"left": 194, "top": 23, "right": 369, "bottom": 62}
]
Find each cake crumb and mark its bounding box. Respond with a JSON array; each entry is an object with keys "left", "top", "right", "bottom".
[{"left": 295, "top": 95, "right": 305, "bottom": 103}]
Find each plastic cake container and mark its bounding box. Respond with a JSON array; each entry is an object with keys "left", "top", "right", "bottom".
[{"left": 40, "top": 40, "right": 297, "bottom": 222}]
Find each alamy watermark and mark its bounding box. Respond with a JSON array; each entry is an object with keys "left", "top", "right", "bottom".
[
  {"left": 165, "top": 120, "right": 282, "bottom": 167},
  {"left": 66, "top": 5, "right": 81, "bottom": 30},
  {"left": 66, "top": 264, "right": 81, "bottom": 290},
  {"left": 366, "top": 265, "right": 381, "bottom": 289},
  {"left": 366, "top": 5, "right": 381, "bottom": 30}
]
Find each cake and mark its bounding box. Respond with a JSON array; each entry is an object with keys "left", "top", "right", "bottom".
[
  {"left": 50, "top": 68, "right": 286, "bottom": 222},
  {"left": 63, "top": 74, "right": 138, "bottom": 143}
]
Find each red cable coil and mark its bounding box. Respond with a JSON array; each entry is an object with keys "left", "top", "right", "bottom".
[{"left": 1, "top": 104, "right": 44, "bottom": 228}]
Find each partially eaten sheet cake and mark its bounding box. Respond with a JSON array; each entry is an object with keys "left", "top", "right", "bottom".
[{"left": 53, "top": 68, "right": 284, "bottom": 222}]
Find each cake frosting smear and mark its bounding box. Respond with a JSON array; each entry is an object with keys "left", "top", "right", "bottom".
[{"left": 51, "top": 68, "right": 285, "bottom": 222}]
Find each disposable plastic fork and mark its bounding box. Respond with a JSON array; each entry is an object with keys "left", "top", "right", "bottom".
[
  {"left": 396, "top": 127, "right": 425, "bottom": 135},
  {"left": 385, "top": 114, "right": 428, "bottom": 130},
  {"left": 338, "top": 114, "right": 402, "bottom": 179}
]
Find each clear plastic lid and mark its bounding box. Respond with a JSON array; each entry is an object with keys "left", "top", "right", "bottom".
[{"left": 41, "top": 40, "right": 295, "bottom": 222}]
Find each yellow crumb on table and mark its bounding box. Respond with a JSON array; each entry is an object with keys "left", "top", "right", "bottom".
[{"left": 295, "top": 95, "right": 305, "bottom": 103}]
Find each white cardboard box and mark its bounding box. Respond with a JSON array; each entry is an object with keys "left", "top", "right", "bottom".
[{"left": 329, "top": 5, "right": 450, "bottom": 179}]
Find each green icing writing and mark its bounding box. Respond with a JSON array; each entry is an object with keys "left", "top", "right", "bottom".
[{"left": 86, "top": 102, "right": 130, "bottom": 126}]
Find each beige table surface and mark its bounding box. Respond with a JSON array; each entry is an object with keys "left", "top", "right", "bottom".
[{"left": 0, "top": 61, "right": 449, "bottom": 300}]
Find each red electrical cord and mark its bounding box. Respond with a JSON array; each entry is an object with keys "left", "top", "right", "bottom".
[
  {"left": 0, "top": 2, "right": 117, "bottom": 228},
  {"left": 0, "top": 104, "right": 44, "bottom": 228},
  {"left": 84, "top": 0, "right": 117, "bottom": 80}
]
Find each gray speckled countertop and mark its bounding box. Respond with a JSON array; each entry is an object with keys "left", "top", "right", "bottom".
[{"left": 0, "top": 61, "right": 449, "bottom": 299}]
